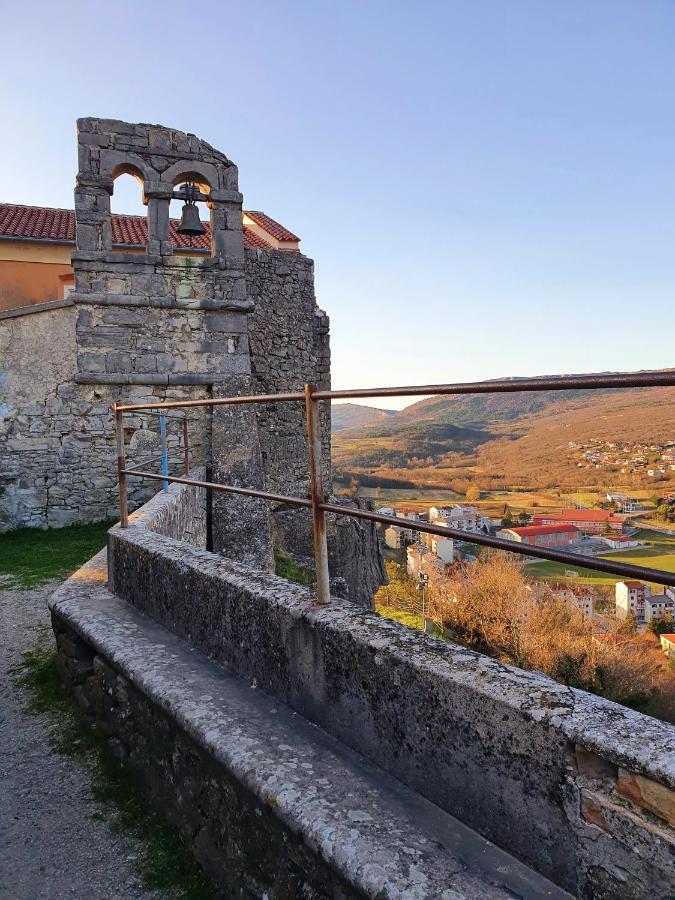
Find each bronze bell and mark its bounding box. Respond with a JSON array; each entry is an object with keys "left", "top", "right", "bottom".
[{"left": 176, "top": 200, "right": 205, "bottom": 237}]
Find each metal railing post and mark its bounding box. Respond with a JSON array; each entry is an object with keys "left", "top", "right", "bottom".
[
  {"left": 113, "top": 402, "right": 129, "bottom": 528},
  {"left": 159, "top": 413, "right": 169, "bottom": 491},
  {"left": 304, "top": 383, "right": 330, "bottom": 605},
  {"left": 182, "top": 418, "right": 190, "bottom": 476}
]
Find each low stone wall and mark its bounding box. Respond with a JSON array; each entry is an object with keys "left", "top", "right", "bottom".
[
  {"left": 141, "top": 467, "right": 207, "bottom": 548},
  {"left": 106, "top": 483, "right": 675, "bottom": 899},
  {"left": 52, "top": 550, "right": 569, "bottom": 899}
]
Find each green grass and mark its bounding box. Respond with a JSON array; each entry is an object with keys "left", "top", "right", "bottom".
[
  {"left": 634, "top": 528, "right": 675, "bottom": 548},
  {"left": 12, "top": 633, "right": 215, "bottom": 899},
  {"left": 525, "top": 546, "right": 675, "bottom": 588},
  {"left": 274, "top": 551, "right": 315, "bottom": 586},
  {"left": 0, "top": 520, "right": 114, "bottom": 589},
  {"left": 375, "top": 604, "right": 450, "bottom": 640}
]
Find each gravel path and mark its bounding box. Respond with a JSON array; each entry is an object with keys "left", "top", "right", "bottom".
[{"left": 0, "top": 579, "right": 167, "bottom": 900}]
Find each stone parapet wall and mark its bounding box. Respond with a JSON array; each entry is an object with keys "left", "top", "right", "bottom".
[
  {"left": 50, "top": 548, "right": 570, "bottom": 899},
  {"left": 137, "top": 468, "right": 207, "bottom": 547},
  {"left": 106, "top": 497, "right": 675, "bottom": 899}
]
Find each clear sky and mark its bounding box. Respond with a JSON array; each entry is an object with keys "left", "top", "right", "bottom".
[{"left": 2, "top": 1, "right": 674, "bottom": 408}]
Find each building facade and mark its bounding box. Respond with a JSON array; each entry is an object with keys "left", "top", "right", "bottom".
[
  {"left": 615, "top": 581, "right": 649, "bottom": 623},
  {"left": 0, "top": 117, "right": 386, "bottom": 603},
  {"left": 532, "top": 509, "right": 625, "bottom": 535},
  {"left": 497, "top": 523, "right": 581, "bottom": 547}
]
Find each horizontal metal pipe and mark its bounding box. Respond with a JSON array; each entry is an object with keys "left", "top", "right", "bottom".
[
  {"left": 313, "top": 369, "right": 675, "bottom": 401},
  {"left": 116, "top": 391, "right": 306, "bottom": 412},
  {"left": 125, "top": 450, "right": 186, "bottom": 472},
  {"left": 121, "top": 470, "right": 313, "bottom": 508},
  {"left": 319, "top": 504, "right": 675, "bottom": 587},
  {"left": 120, "top": 468, "right": 675, "bottom": 586},
  {"left": 113, "top": 369, "right": 674, "bottom": 412}
]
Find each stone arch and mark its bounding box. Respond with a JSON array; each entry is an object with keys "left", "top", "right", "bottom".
[
  {"left": 100, "top": 151, "right": 156, "bottom": 190},
  {"left": 161, "top": 160, "right": 220, "bottom": 192}
]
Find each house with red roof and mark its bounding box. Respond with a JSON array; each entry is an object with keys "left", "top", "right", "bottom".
[{"left": 0, "top": 203, "right": 300, "bottom": 312}]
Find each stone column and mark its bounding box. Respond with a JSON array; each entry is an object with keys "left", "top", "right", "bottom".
[
  {"left": 74, "top": 177, "right": 113, "bottom": 252},
  {"left": 145, "top": 183, "right": 173, "bottom": 257},
  {"left": 211, "top": 376, "right": 275, "bottom": 572},
  {"left": 210, "top": 193, "right": 245, "bottom": 267}
]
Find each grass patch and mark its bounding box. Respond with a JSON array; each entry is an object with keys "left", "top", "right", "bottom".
[
  {"left": 12, "top": 633, "right": 216, "bottom": 899},
  {"left": 376, "top": 604, "right": 450, "bottom": 639},
  {"left": 274, "top": 551, "right": 315, "bottom": 586},
  {"left": 0, "top": 520, "right": 114, "bottom": 589}
]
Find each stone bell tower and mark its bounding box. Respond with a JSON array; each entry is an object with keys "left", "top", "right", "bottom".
[{"left": 71, "top": 117, "right": 273, "bottom": 569}]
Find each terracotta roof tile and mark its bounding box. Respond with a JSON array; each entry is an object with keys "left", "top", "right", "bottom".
[
  {"left": 0, "top": 203, "right": 296, "bottom": 252},
  {"left": 245, "top": 210, "right": 300, "bottom": 242}
]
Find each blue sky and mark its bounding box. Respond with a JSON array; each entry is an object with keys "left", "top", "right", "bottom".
[{"left": 2, "top": 1, "right": 674, "bottom": 408}]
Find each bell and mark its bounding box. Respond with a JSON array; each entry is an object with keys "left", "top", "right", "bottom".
[{"left": 176, "top": 201, "right": 205, "bottom": 237}]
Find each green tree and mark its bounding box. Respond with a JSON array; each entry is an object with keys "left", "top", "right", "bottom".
[
  {"left": 501, "top": 504, "right": 513, "bottom": 528},
  {"left": 646, "top": 615, "right": 674, "bottom": 636}
]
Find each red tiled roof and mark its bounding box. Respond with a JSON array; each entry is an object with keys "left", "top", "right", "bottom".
[
  {"left": 532, "top": 509, "right": 624, "bottom": 523},
  {"left": 506, "top": 524, "right": 580, "bottom": 537},
  {"left": 245, "top": 210, "right": 300, "bottom": 242},
  {"left": 0, "top": 203, "right": 296, "bottom": 252}
]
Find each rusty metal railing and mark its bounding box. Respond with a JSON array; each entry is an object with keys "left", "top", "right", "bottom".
[{"left": 112, "top": 369, "right": 675, "bottom": 602}]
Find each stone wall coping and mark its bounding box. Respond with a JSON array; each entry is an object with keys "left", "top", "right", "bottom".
[
  {"left": 0, "top": 299, "right": 74, "bottom": 321},
  {"left": 70, "top": 291, "right": 254, "bottom": 312},
  {"left": 49, "top": 550, "right": 569, "bottom": 900},
  {"left": 74, "top": 373, "right": 234, "bottom": 386},
  {"left": 110, "top": 483, "right": 675, "bottom": 792}
]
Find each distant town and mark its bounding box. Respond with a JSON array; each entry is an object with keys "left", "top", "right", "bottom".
[
  {"left": 378, "top": 499, "right": 675, "bottom": 661},
  {"left": 569, "top": 438, "right": 675, "bottom": 479}
]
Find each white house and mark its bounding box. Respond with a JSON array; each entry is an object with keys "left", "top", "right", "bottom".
[
  {"left": 429, "top": 535, "right": 455, "bottom": 564},
  {"left": 615, "top": 581, "right": 650, "bottom": 623},
  {"left": 406, "top": 543, "right": 429, "bottom": 578}
]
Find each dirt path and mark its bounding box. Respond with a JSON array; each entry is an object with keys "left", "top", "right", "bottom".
[{"left": 0, "top": 580, "right": 166, "bottom": 900}]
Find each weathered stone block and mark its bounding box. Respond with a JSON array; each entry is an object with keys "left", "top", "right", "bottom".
[{"left": 617, "top": 768, "right": 675, "bottom": 826}]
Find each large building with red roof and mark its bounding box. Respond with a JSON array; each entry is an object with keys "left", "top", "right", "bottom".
[
  {"left": 497, "top": 523, "right": 581, "bottom": 547},
  {"left": 531, "top": 509, "right": 626, "bottom": 535}
]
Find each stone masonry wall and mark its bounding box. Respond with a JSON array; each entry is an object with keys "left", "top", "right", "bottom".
[
  {"left": 106, "top": 498, "right": 675, "bottom": 899},
  {"left": 0, "top": 303, "right": 208, "bottom": 529},
  {"left": 51, "top": 611, "right": 361, "bottom": 899}
]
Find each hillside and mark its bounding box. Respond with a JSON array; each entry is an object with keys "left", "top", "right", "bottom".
[
  {"left": 332, "top": 384, "right": 675, "bottom": 493},
  {"left": 331, "top": 403, "right": 396, "bottom": 431}
]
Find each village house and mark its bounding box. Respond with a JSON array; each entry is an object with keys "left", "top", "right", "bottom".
[
  {"left": 645, "top": 594, "right": 674, "bottom": 623},
  {"left": 659, "top": 633, "right": 675, "bottom": 657},
  {"left": 0, "top": 204, "right": 301, "bottom": 313},
  {"left": 429, "top": 504, "right": 489, "bottom": 533},
  {"left": 615, "top": 580, "right": 649, "bottom": 623},
  {"left": 497, "top": 523, "right": 580, "bottom": 548},
  {"left": 384, "top": 524, "right": 413, "bottom": 549},
  {"left": 420, "top": 530, "right": 455, "bottom": 564}
]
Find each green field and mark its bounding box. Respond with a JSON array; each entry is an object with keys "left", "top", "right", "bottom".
[{"left": 525, "top": 541, "right": 675, "bottom": 588}]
